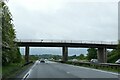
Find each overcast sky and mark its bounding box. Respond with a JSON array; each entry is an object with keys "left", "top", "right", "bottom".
[
  {"left": 7, "top": 0, "right": 118, "bottom": 41},
  {"left": 6, "top": 0, "right": 119, "bottom": 55}
]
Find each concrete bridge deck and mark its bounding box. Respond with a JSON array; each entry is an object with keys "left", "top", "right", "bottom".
[{"left": 16, "top": 39, "right": 118, "bottom": 49}]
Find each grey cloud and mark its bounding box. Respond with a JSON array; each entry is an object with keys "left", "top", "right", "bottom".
[
  {"left": 7, "top": 0, "right": 118, "bottom": 55},
  {"left": 8, "top": 1, "right": 118, "bottom": 41}
]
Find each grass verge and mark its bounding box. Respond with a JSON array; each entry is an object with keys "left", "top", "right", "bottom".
[
  {"left": 0, "top": 66, "right": 2, "bottom": 79},
  {"left": 2, "top": 62, "right": 34, "bottom": 79}
]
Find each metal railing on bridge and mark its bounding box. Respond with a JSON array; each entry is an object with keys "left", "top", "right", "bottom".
[{"left": 15, "top": 39, "right": 118, "bottom": 45}]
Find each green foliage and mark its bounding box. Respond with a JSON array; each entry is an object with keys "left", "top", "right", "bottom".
[
  {"left": 87, "top": 48, "right": 97, "bottom": 60},
  {"left": 2, "top": 61, "right": 33, "bottom": 79},
  {"left": 38, "top": 54, "right": 62, "bottom": 60},
  {"left": 68, "top": 55, "right": 77, "bottom": 59},
  {"left": 107, "top": 49, "right": 118, "bottom": 63},
  {"left": 107, "top": 41, "right": 120, "bottom": 63},
  {"left": 68, "top": 54, "right": 86, "bottom": 60},
  {"left": 2, "top": 63, "right": 22, "bottom": 78},
  {"left": 1, "top": 1, "right": 22, "bottom": 66},
  {"left": 52, "top": 55, "right": 61, "bottom": 60},
  {"left": 74, "top": 54, "right": 86, "bottom": 60},
  {"left": 66, "top": 61, "right": 119, "bottom": 73},
  {"left": 29, "top": 55, "right": 39, "bottom": 61},
  {"left": 117, "top": 40, "right": 120, "bottom": 58},
  {"left": 78, "top": 54, "right": 85, "bottom": 60}
]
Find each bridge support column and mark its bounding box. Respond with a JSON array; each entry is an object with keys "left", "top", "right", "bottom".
[
  {"left": 62, "top": 47, "right": 68, "bottom": 62},
  {"left": 97, "top": 48, "right": 107, "bottom": 63},
  {"left": 25, "top": 46, "right": 29, "bottom": 63}
]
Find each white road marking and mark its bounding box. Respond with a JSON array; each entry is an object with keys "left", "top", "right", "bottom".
[
  {"left": 22, "top": 60, "right": 57, "bottom": 79},
  {"left": 66, "top": 72, "right": 70, "bottom": 74},
  {"left": 66, "top": 64, "right": 119, "bottom": 76},
  {"left": 22, "top": 71, "right": 29, "bottom": 80},
  {"left": 47, "top": 61, "right": 57, "bottom": 63},
  {"left": 22, "top": 60, "right": 38, "bottom": 80}
]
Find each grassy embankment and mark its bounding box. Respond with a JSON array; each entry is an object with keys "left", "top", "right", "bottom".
[
  {"left": 0, "top": 66, "right": 2, "bottom": 79},
  {"left": 2, "top": 60, "right": 34, "bottom": 79}
]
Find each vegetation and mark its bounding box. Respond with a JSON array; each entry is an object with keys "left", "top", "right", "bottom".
[
  {"left": 2, "top": 55, "right": 38, "bottom": 79},
  {"left": 1, "top": 1, "right": 22, "bottom": 66},
  {"left": 65, "top": 42, "right": 120, "bottom": 72},
  {"left": 107, "top": 49, "right": 118, "bottom": 63},
  {"left": 67, "top": 46, "right": 119, "bottom": 63},
  {"left": 78, "top": 54, "right": 85, "bottom": 60},
  {"left": 2, "top": 62, "right": 23, "bottom": 78},
  {"left": 66, "top": 61, "right": 119, "bottom": 73},
  {"left": 1, "top": 1, "right": 26, "bottom": 79},
  {"left": 68, "top": 55, "right": 77, "bottom": 60},
  {"left": 107, "top": 41, "right": 120, "bottom": 63},
  {"left": 38, "top": 54, "right": 62, "bottom": 60},
  {"left": 87, "top": 48, "right": 97, "bottom": 60},
  {"left": 68, "top": 54, "right": 86, "bottom": 60},
  {"left": 2, "top": 61, "right": 33, "bottom": 78}
]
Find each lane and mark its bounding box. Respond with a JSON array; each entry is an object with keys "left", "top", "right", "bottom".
[
  {"left": 26, "top": 61, "right": 77, "bottom": 78},
  {"left": 24, "top": 60, "right": 119, "bottom": 79}
]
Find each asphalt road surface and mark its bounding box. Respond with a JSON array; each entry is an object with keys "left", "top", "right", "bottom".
[{"left": 22, "top": 60, "right": 119, "bottom": 80}]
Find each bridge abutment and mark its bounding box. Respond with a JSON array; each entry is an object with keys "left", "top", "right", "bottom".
[
  {"left": 25, "top": 46, "right": 29, "bottom": 63},
  {"left": 62, "top": 47, "right": 68, "bottom": 62},
  {"left": 97, "top": 48, "right": 107, "bottom": 63}
]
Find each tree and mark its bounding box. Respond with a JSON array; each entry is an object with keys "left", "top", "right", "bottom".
[
  {"left": 117, "top": 40, "right": 120, "bottom": 59},
  {"left": 1, "top": 1, "right": 22, "bottom": 65},
  {"left": 87, "top": 48, "right": 97, "bottom": 60},
  {"left": 107, "top": 49, "right": 118, "bottom": 63},
  {"left": 71, "top": 55, "right": 76, "bottom": 59},
  {"left": 78, "top": 54, "right": 85, "bottom": 60},
  {"left": 107, "top": 41, "right": 120, "bottom": 63}
]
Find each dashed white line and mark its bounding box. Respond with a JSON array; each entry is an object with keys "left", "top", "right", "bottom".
[{"left": 66, "top": 72, "right": 70, "bottom": 74}]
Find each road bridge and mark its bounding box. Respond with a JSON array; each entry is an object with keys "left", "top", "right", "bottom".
[{"left": 16, "top": 39, "right": 118, "bottom": 63}]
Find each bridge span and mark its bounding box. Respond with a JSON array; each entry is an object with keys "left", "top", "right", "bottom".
[{"left": 16, "top": 39, "right": 118, "bottom": 63}]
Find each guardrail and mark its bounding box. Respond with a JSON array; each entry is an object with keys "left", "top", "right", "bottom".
[
  {"left": 15, "top": 39, "right": 118, "bottom": 45},
  {"left": 55, "top": 61, "right": 120, "bottom": 72}
]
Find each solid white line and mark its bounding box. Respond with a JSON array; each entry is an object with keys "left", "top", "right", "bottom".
[
  {"left": 22, "top": 61, "right": 37, "bottom": 80},
  {"left": 22, "top": 72, "right": 29, "bottom": 80},
  {"left": 65, "top": 64, "right": 119, "bottom": 76}
]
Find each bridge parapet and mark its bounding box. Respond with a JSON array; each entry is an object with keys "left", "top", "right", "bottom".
[{"left": 15, "top": 39, "right": 118, "bottom": 45}]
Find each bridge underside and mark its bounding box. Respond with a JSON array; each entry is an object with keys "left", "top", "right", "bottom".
[
  {"left": 17, "top": 42, "right": 117, "bottom": 63},
  {"left": 23, "top": 46, "right": 109, "bottom": 63},
  {"left": 24, "top": 46, "right": 69, "bottom": 63}
]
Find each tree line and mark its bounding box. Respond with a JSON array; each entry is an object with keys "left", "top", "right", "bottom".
[
  {"left": 1, "top": 1, "right": 22, "bottom": 66},
  {"left": 69, "top": 46, "right": 120, "bottom": 63}
]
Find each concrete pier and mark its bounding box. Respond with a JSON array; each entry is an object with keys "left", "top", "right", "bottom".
[
  {"left": 62, "top": 47, "right": 68, "bottom": 62},
  {"left": 25, "top": 46, "right": 29, "bottom": 63},
  {"left": 97, "top": 48, "right": 107, "bottom": 63}
]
